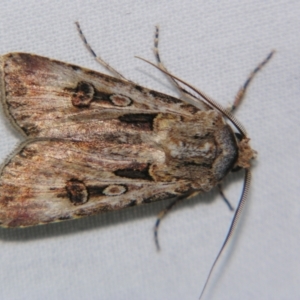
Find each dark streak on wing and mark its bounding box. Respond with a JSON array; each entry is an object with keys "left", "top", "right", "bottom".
[
  {"left": 143, "top": 192, "right": 177, "bottom": 203},
  {"left": 118, "top": 113, "right": 157, "bottom": 131},
  {"left": 114, "top": 163, "right": 153, "bottom": 180},
  {"left": 149, "top": 90, "right": 182, "bottom": 104},
  {"left": 134, "top": 85, "right": 144, "bottom": 93}
]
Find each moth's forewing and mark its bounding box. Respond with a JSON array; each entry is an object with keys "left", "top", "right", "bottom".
[
  {"left": 0, "top": 139, "right": 186, "bottom": 227},
  {"left": 0, "top": 53, "right": 199, "bottom": 139}
]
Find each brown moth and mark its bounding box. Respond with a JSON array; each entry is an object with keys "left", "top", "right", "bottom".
[
  {"left": 0, "top": 23, "right": 273, "bottom": 298},
  {"left": 0, "top": 51, "right": 254, "bottom": 226}
]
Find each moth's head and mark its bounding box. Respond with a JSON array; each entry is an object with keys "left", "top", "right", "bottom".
[{"left": 235, "top": 137, "right": 257, "bottom": 169}]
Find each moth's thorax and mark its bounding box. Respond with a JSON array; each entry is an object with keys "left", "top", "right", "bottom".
[{"left": 150, "top": 111, "right": 238, "bottom": 190}]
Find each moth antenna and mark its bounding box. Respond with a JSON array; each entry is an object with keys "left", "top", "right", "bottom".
[
  {"left": 135, "top": 56, "right": 247, "bottom": 137},
  {"left": 199, "top": 169, "right": 251, "bottom": 299}
]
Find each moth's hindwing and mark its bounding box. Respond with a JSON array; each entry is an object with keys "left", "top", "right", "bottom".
[{"left": 0, "top": 53, "right": 238, "bottom": 227}]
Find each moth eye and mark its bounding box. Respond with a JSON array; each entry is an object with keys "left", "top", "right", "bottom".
[
  {"left": 102, "top": 185, "right": 127, "bottom": 196},
  {"left": 66, "top": 179, "right": 89, "bottom": 205},
  {"left": 71, "top": 81, "right": 95, "bottom": 108},
  {"left": 110, "top": 94, "right": 132, "bottom": 107},
  {"left": 235, "top": 132, "right": 243, "bottom": 141},
  {"left": 231, "top": 166, "right": 242, "bottom": 172}
]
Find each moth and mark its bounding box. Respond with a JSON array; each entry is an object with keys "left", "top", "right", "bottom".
[{"left": 0, "top": 23, "right": 273, "bottom": 298}]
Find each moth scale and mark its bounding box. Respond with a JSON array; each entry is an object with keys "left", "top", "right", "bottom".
[{"left": 0, "top": 23, "right": 274, "bottom": 298}]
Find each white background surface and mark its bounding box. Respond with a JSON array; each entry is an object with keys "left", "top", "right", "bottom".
[{"left": 0, "top": 1, "right": 299, "bottom": 300}]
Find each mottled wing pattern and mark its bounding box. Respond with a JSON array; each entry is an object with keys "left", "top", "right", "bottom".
[
  {"left": 0, "top": 53, "right": 238, "bottom": 227},
  {"left": 0, "top": 53, "right": 200, "bottom": 139},
  {"left": 0, "top": 139, "right": 189, "bottom": 227}
]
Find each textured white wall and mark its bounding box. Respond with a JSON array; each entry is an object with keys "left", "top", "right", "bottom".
[{"left": 0, "top": 1, "right": 299, "bottom": 299}]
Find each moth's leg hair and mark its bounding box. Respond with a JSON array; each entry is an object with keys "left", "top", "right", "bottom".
[
  {"left": 229, "top": 50, "right": 275, "bottom": 113},
  {"left": 154, "top": 191, "right": 194, "bottom": 251},
  {"left": 218, "top": 184, "right": 234, "bottom": 211},
  {"left": 75, "top": 22, "right": 130, "bottom": 82}
]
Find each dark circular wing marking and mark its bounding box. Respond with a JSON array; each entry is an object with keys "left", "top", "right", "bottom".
[
  {"left": 109, "top": 94, "right": 132, "bottom": 106},
  {"left": 102, "top": 185, "right": 127, "bottom": 196},
  {"left": 66, "top": 179, "right": 89, "bottom": 205},
  {"left": 71, "top": 81, "right": 95, "bottom": 108}
]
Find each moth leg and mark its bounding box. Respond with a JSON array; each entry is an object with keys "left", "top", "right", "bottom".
[
  {"left": 228, "top": 50, "right": 275, "bottom": 113},
  {"left": 153, "top": 26, "right": 210, "bottom": 110},
  {"left": 153, "top": 26, "right": 183, "bottom": 92},
  {"left": 217, "top": 184, "right": 234, "bottom": 211},
  {"left": 75, "top": 22, "right": 130, "bottom": 82},
  {"left": 154, "top": 191, "right": 194, "bottom": 251}
]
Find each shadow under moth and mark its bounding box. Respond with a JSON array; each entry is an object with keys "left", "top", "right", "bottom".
[{"left": 0, "top": 23, "right": 273, "bottom": 298}]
